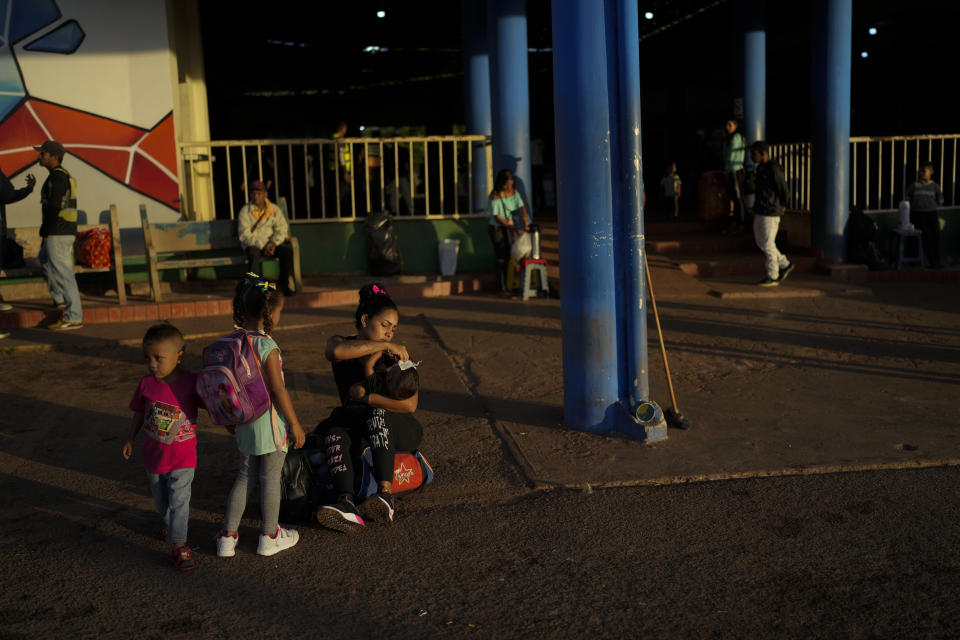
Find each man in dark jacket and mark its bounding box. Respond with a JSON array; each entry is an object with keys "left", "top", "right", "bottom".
[
  {"left": 748, "top": 141, "right": 793, "bottom": 287},
  {"left": 0, "top": 169, "right": 35, "bottom": 324},
  {"left": 35, "top": 140, "right": 83, "bottom": 329}
]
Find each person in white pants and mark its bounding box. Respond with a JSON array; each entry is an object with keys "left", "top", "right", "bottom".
[{"left": 748, "top": 141, "right": 793, "bottom": 287}]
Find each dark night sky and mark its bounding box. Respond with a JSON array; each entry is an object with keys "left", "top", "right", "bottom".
[{"left": 199, "top": 1, "right": 960, "bottom": 194}]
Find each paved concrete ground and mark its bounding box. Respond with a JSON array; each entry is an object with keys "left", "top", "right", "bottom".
[
  {"left": 1, "top": 268, "right": 958, "bottom": 637},
  {"left": 3, "top": 268, "right": 957, "bottom": 493},
  {"left": 409, "top": 274, "right": 959, "bottom": 488}
]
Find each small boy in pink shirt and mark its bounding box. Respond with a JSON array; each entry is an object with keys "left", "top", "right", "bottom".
[{"left": 122, "top": 323, "right": 203, "bottom": 571}]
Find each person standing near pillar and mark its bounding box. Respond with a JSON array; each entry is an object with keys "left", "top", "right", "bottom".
[
  {"left": 748, "top": 141, "right": 793, "bottom": 287},
  {"left": 36, "top": 140, "right": 83, "bottom": 330},
  {"left": 0, "top": 169, "right": 36, "bottom": 322},
  {"left": 487, "top": 169, "right": 528, "bottom": 294},
  {"left": 906, "top": 162, "right": 944, "bottom": 269},
  {"left": 331, "top": 121, "right": 353, "bottom": 215},
  {"left": 660, "top": 162, "right": 682, "bottom": 218},
  {"left": 722, "top": 118, "right": 746, "bottom": 233}
]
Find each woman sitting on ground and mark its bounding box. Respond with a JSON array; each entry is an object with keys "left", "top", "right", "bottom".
[{"left": 314, "top": 283, "right": 422, "bottom": 532}]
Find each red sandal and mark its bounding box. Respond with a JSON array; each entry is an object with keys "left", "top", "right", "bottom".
[{"left": 171, "top": 545, "right": 195, "bottom": 571}]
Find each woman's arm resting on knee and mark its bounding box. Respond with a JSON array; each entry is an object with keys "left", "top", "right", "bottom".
[{"left": 264, "top": 348, "right": 305, "bottom": 448}]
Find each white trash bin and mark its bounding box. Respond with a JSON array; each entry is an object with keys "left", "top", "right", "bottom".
[
  {"left": 438, "top": 238, "right": 460, "bottom": 276},
  {"left": 898, "top": 200, "right": 913, "bottom": 230}
]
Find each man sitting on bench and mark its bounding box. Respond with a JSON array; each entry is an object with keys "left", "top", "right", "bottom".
[{"left": 237, "top": 180, "right": 295, "bottom": 296}]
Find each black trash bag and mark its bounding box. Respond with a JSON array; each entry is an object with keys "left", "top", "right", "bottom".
[
  {"left": 742, "top": 169, "right": 756, "bottom": 197},
  {"left": 847, "top": 207, "right": 889, "bottom": 270},
  {"left": 364, "top": 210, "right": 402, "bottom": 276},
  {"left": 279, "top": 449, "right": 326, "bottom": 523}
]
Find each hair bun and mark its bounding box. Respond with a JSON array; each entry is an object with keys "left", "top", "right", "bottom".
[{"left": 359, "top": 282, "right": 389, "bottom": 300}]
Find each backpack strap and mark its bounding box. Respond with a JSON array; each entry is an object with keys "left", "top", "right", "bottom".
[
  {"left": 53, "top": 166, "right": 78, "bottom": 222},
  {"left": 244, "top": 330, "right": 286, "bottom": 451}
]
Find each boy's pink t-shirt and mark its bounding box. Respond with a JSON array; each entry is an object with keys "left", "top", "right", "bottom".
[{"left": 129, "top": 371, "right": 201, "bottom": 474}]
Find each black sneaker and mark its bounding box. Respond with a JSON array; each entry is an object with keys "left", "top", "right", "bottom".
[
  {"left": 757, "top": 277, "right": 779, "bottom": 287},
  {"left": 777, "top": 262, "right": 795, "bottom": 283},
  {"left": 358, "top": 489, "right": 395, "bottom": 524},
  {"left": 315, "top": 494, "right": 365, "bottom": 533}
]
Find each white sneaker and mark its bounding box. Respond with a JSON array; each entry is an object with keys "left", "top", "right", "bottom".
[
  {"left": 0, "top": 302, "right": 12, "bottom": 312},
  {"left": 256, "top": 526, "right": 299, "bottom": 556},
  {"left": 0, "top": 331, "right": 9, "bottom": 339},
  {"left": 216, "top": 531, "right": 238, "bottom": 557}
]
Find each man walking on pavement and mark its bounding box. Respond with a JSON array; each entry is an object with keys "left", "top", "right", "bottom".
[
  {"left": 0, "top": 168, "right": 36, "bottom": 338},
  {"left": 748, "top": 140, "right": 793, "bottom": 287},
  {"left": 36, "top": 140, "right": 83, "bottom": 330}
]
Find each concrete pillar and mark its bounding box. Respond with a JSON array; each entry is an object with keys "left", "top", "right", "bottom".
[
  {"left": 462, "top": 1, "right": 492, "bottom": 212},
  {"left": 551, "top": 0, "right": 619, "bottom": 432},
  {"left": 610, "top": 0, "right": 648, "bottom": 408},
  {"left": 812, "top": 0, "right": 852, "bottom": 260},
  {"left": 487, "top": 0, "right": 533, "bottom": 216},
  {"left": 738, "top": 0, "right": 766, "bottom": 150},
  {"left": 166, "top": 0, "right": 214, "bottom": 220}
]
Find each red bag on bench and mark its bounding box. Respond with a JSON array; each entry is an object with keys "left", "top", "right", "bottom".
[{"left": 74, "top": 228, "right": 112, "bottom": 269}]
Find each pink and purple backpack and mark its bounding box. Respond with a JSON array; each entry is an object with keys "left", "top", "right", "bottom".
[{"left": 196, "top": 330, "right": 272, "bottom": 426}]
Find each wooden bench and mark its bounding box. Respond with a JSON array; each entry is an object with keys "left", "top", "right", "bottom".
[
  {"left": 140, "top": 201, "right": 302, "bottom": 302},
  {"left": 1, "top": 204, "right": 126, "bottom": 304}
]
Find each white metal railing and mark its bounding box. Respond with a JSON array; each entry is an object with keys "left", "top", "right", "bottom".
[
  {"left": 178, "top": 135, "right": 494, "bottom": 222},
  {"left": 769, "top": 141, "right": 812, "bottom": 211},
  {"left": 771, "top": 134, "right": 959, "bottom": 213},
  {"left": 851, "top": 134, "right": 958, "bottom": 211}
]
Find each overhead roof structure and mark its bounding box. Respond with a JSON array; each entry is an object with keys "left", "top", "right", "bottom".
[{"left": 199, "top": 1, "right": 959, "bottom": 140}]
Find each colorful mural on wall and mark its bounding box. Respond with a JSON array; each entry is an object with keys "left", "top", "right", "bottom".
[{"left": 0, "top": 0, "right": 179, "bottom": 225}]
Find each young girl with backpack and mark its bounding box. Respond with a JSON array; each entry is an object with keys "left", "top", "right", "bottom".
[{"left": 215, "top": 274, "right": 306, "bottom": 557}]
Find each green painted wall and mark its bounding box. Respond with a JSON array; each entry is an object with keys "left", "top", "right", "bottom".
[
  {"left": 102, "top": 216, "right": 495, "bottom": 285},
  {"left": 784, "top": 208, "right": 958, "bottom": 264},
  {"left": 868, "top": 207, "right": 959, "bottom": 264},
  {"left": 290, "top": 216, "right": 494, "bottom": 275}
]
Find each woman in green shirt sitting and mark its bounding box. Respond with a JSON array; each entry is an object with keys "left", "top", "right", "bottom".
[{"left": 487, "top": 169, "right": 529, "bottom": 293}]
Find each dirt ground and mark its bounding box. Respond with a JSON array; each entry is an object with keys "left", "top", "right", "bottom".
[{"left": 1, "top": 277, "right": 959, "bottom": 638}]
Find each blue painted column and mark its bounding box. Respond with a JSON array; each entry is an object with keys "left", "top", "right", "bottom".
[
  {"left": 812, "top": 0, "right": 852, "bottom": 260},
  {"left": 462, "top": 0, "right": 491, "bottom": 212},
  {"left": 611, "top": 0, "right": 648, "bottom": 408},
  {"left": 741, "top": 0, "right": 765, "bottom": 147},
  {"left": 551, "top": 0, "right": 618, "bottom": 432},
  {"left": 487, "top": 0, "right": 533, "bottom": 217}
]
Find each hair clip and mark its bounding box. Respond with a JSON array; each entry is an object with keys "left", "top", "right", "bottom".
[
  {"left": 372, "top": 284, "right": 387, "bottom": 296},
  {"left": 255, "top": 280, "right": 277, "bottom": 293},
  {"left": 396, "top": 359, "right": 421, "bottom": 371}
]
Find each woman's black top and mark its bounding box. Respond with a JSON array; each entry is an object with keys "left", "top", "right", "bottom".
[{"left": 331, "top": 335, "right": 392, "bottom": 406}]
